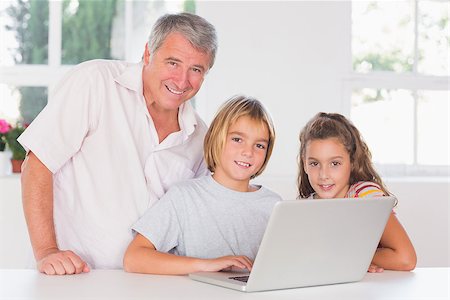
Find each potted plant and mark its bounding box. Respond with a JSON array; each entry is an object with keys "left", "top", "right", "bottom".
[
  {"left": 0, "top": 119, "right": 11, "bottom": 152},
  {"left": 5, "top": 124, "right": 26, "bottom": 173}
]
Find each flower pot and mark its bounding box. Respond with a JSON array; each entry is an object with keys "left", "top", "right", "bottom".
[{"left": 11, "top": 159, "right": 24, "bottom": 173}]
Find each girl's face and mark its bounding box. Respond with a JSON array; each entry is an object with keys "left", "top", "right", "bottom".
[
  {"left": 303, "top": 138, "right": 351, "bottom": 199},
  {"left": 213, "top": 116, "right": 269, "bottom": 192}
]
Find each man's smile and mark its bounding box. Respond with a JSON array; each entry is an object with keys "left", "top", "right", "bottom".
[{"left": 165, "top": 84, "right": 186, "bottom": 95}]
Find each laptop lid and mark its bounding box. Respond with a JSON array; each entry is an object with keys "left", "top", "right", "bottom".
[{"left": 189, "top": 196, "right": 396, "bottom": 292}]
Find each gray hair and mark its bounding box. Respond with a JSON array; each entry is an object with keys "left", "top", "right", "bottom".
[{"left": 148, "top": 12, "right": 218, "bottom": 69}]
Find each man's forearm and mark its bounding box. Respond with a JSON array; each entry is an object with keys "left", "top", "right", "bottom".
[{"left": 21, "top": 152, "right": 58, "bottom": 260}]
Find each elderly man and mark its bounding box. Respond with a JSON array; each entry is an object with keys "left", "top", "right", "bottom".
[{"left": 18, "top": 13, "right": 217, "bottom": 275}]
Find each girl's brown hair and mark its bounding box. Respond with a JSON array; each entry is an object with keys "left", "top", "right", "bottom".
[
  {"left": 204, "top": 95, "right": 275, "bottom": 179},
  {"left": 297, "top": 112, "right": 389, "bottom": 198}
]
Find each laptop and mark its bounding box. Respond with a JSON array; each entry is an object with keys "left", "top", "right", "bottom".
[{"left": 189, "top": 196, "right": 396, "bottom": 292}]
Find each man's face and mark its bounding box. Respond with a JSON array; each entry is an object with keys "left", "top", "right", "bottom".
[{"left": 142, "top": 32, "right": 211, "bottom": 113}]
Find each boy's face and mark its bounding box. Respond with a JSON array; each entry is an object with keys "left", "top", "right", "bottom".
[
  {"left": 303, "top": 138, "right": 351, "bottom": 199},
  {"left": 213, "top": 116, "right": 269, "bottom": 192}
]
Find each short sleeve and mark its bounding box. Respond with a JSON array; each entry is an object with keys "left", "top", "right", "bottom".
[
  {"left": 347, "top": 181, "right": 385, "bottom": 198},
  {"left": 132, "top": 187, "right": 183, "bottom": 253},
  {"left": 18, "top": 62, "right": 102, "bottom": 173}
]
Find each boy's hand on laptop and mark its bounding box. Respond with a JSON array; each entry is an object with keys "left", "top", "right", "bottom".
[
  {"left": 202, "top": 255, "right": 253, "bottom": 272},
  {"left": 367, "top": 263, "right": 384, "bottom": 273}
]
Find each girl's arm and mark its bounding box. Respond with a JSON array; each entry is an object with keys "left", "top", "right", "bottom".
[
  {"left": 123, "top": 233, "right": 253, "bottom": 275},
  {"left": 371, "top": 213, "right": 417, "bottom": 271}
]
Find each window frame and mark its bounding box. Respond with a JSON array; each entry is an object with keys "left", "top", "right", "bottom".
[
  {"left": 345, "top": 0, "right": 449, "bottom": 177},
  {"left": 1, "top": 1, "right": 448, "bottom": 177},
  {"left": 0, "top": 1, "right": 147, "bottom": 98}
]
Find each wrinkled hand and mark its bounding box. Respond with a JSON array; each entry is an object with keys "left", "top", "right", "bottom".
[
  {"left": 367, "top": 263, "right": 384, "bottom": 273},
  {"left": 37, "top": 249, "right": 90, "bottom": 275},
  {"left": 201, "top": 255, "right": 253, "bottom": 272}
]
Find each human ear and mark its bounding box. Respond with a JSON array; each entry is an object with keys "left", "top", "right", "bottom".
[{"left": 143, "top": 43, "right": 151, "bottom": 65}]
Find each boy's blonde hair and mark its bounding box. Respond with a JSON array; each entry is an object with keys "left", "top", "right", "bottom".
[
  {"left": 297, "top": 112, "right": 389, "bottom": 198},
  {"left": 204, "top": 95, "right": 276, "bottom": 179}
]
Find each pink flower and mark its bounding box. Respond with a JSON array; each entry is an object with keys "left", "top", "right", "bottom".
[{"left": 0, "top": 119, "right": 11, "bottom": 134}]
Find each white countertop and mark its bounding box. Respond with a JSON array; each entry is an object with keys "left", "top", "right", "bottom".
[{"left": 0, "top": 268, "right": 448, "bottom": 299}]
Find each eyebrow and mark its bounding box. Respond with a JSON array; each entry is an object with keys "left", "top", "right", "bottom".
[
  {"left": 228, "top": 131, "right": 269, "bottom": 144},
  {"left": 307, "top": 156, "right": 344, "bottom": 160},
  {"left": 166, "top": 56, "right": 181, "bottom": 62}
]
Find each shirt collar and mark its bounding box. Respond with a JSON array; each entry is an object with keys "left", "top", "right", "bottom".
[
  {"left": 114, "top": 61, "right": 143, "bottom": 93},
  {"left": 114, "top": 61, "right": 198, "bottom": 138},
  {"left": 178, "top": 101, "right": 198, "bottom": 137}
]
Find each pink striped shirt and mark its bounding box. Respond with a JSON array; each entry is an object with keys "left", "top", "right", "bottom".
[{"left": 346, "top": 181, "right": 385, "bottom": 198}]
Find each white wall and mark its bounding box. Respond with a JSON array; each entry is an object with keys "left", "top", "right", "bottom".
[
  {"left": 196, "top": 1, "right": 351, "bottom": 180},
  {"left": 0, "top": 175, "right": 33, "bottom": 269},
  {"left": 386, "top": 179, "right": 449, "bottom": 267}
]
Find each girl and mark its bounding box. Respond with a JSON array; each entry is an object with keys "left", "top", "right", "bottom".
[
  {"left": 297, "top": 112, "right": 416, "bottom": 272},
  {"left": 123, "top": 95, "right": 282, "bottom": 275}
]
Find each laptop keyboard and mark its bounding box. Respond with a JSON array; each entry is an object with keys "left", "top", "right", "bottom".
[{"left": 229, "top": 276, "right": 249, "bottom": 283}]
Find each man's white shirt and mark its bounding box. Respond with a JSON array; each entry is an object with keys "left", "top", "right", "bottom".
[{"left": 18, "top": 60, "right": 208, "bottom": 269}]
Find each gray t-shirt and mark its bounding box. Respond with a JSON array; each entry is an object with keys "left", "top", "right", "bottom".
[{"left": 132, "top": 175, "right": 282, "bottom": 260}]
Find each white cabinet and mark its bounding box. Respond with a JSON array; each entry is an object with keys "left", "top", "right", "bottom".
[{"left": 0, "top": 175, "right": 33, "bottom": 268}]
